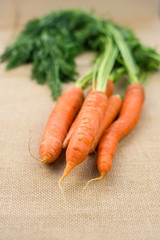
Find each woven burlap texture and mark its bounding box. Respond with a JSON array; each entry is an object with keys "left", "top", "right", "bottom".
[{"left": 0, "top": 0, "right": 160, "bottom": 239}]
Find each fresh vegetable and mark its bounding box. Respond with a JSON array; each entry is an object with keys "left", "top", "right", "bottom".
[
  {"left": 97, "top": 83, "right": 145, "bottom": 176},
  {"left": 59, "top": 90, "right": 108, "bottom": 182},
  {"left": 62, "top": 112, "right": 79, "bottom": 149},
  {"left": 1, "top": 9, "right": 160, "bottom": 190},
  {"left": 90, "top": 94, "right": 123, "bottom": 153},
  {"left": 104, "top": 79, "right": 114, "bottom": 97},
  {"left": 62, "top": 79, "right": 114, "bottom": 149},
  {"left": 82, "top": 23, "right": 147, "bottom": 191},
  {"left": 59, "top": 37, "right": 118, "bottom": 182},
  {"left": 39, "top": 87, "right": 84, "bottom": 163},
  {"left": 82, "top": 83, "right": 145, "bottom": 192}
]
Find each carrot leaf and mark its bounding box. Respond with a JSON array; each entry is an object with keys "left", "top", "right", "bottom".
[{"left": 1, "top": 9, "right": 160, "bottom": 98}]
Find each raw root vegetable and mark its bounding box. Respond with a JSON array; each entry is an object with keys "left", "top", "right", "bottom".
[
  {"left": 59, "top": 37, "right": 118, "bottom": 185},
  {"left": 98, "top": 83, "right": 145, "bottom": 176},
  {"left": 90, "top": 94, "right": 123, "bottom": 153},
  {"left": 15, "top": 10, "right": 160, "bottom": 194},
  {"left": 63, "top": 79, "right": 114, "bottom": 149},
  {"left": 82, "top": 83, "right": 144, "bottom": 191},
  {"left": 59, "top": 91, "right": 108, "bottom": 182},
  {"left": 62, "top": 114, "right": 79, "bottom": 149},
  {"left": 105, "top": 80, "right": 114, "bottom": 97},
  {"left": 38, "top": 87, "right": 84, "bottom": 163}
]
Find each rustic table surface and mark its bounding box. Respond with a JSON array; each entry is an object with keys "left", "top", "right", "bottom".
[{"left": 0, "top": 0, "right": 160, "bottom": 239}]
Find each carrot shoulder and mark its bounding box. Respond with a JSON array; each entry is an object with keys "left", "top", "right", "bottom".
[
  {"left": 39, "top": 87, "right": 84, "bottom": 163},
  {"left": 88, "top": 79, "right": 114, "bottom": 97},
  {"left": 104, "top": 79, "right": 114, "bottom": 97},
  {"left": 98, "top": 83, "right": 145, "bottom": 176},
  {"left": 62, "top": 80, "right": 114, "bottom": 149},
  {"left": 60, "top": 91, "right": 108, "bottom": 180}
]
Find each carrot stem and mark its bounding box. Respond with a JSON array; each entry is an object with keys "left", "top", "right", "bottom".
[
  {"left": 76, "top": 70, "right": 92, "bottom": 89},
  {"left": 92, "top": 54, "right": 103, "bottom": 91},
  {"left": 107, "top": 23, "right": 139, "bottom": 84},
  {"left": 96, "top": 37, "right": 118, "bottom": 92},
  {"left": 109, "top": 67, "right": 126, "bottom": 83}
]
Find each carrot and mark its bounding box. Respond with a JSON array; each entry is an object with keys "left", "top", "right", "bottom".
[
  {"left": 59, "top": 91, "right": 108, "bottom": 181},
  {"left": 97, "top": 83, "right": 145, "bottom": 176},
  {"left": 62, "top": 79, "right": 114, "bottom": 149},
  {"left": 62, "top": 114, "right": 79, "bottom": 149},
  {"left": 90, "top": 94, "right": 122, "bottom": 153},
  {"left": 59, "top": 38, "right": 118, "bottom": 186},
  {"left": 38, "top": 87, "right": 84, "bottom": 163},
  {"left": 82, "top": 83, "right": 145, "bottom": 191},
  {"left": 105, "top": 79, "right": 114, "bottom": 97}
]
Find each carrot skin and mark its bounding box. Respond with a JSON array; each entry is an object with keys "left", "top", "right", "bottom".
[
  {"left": 39, "top": 87, "right": 84, "bottom": 163},
  {"left": 62, "top": 91, "right": 108, "bottom": 178},
  {"left": 97, "top": 83, "right": 145, "bottom": 175},
  {"left": 90, "top": 95, "right": 122, "bottom": 153},
  {"left": 62, "top": 80, "right": 114, "bottom": 149},
  {"left": 62, "top": 113, "right": 79, "bottom": 149},
  {"left": 104, "top": 79, "right": 114, "bottom": 97}
]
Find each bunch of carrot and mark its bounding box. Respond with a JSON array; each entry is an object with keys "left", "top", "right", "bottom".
[
  {"left": 29, "top": 20, "right": 160, "bottom": 190},
  {"left": 3, "top": 10, "right": 159, "bottom": 189},
  {"left": 36, "top": 80, "right": 144, "bottom": 187},
  {"left": 32, "top": 49, "right": 137, "bottom": 191}
]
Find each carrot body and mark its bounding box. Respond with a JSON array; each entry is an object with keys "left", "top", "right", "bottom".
[
  {"left": 39, "top": 87, "right": 84, "bottom": 163},
  {"left": 90, "top": 95, "right": 122, "bottom": 153},
  {"left": 62, "top": 80, "right": 114, "bottom": 149},
  {"left": 97, "top": 83, "right": 145, "bottom": 176},
  {"left": 61, "top": 91, "right": 108, "bottom": 180},
  {"left": 105, "top": 79, "right": 114, "bottom": 97},
  {"left": 62, "top": 114, "right": 78, "bottom": 149}
]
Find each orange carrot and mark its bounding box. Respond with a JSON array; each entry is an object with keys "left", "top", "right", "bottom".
[
  {"left": 97, "top": 83, "right": 145, "bottom": 176},
  {"left": 62, "top": 79, "right": 114, "bottom": 149},
  {"left": 39, "top": 87, "right": 84, "bottom": 163},
  {"left": 60, "top": 91, "right": 108, "bottom": 181},
  {"left": 62, "top": 114, "right": 79, "bottom": 149},
  {"left": 105, "top": 79, "right": 114, "bottom": 97},
  {"left": 90, "top": 95, "right": 122, "bottom": 153}
]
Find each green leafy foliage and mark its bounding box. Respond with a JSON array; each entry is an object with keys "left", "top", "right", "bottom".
[{"left": 1, "top": 9, "right": 160, "bottom": 99}]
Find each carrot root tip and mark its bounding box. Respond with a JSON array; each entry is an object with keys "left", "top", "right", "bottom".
[
  {"left": 58, "top": 179, "right": 66, "bottom": 205},
  {"left": 82, "top": 175, "right": 104, "bottom": 194},
  {"left": 28, "top": 137, "right": 46, "bottom": 163},
  {"left": 59, "top": 172, "right": 68, "bottom": 183},
  {"left": 59, "top": 163, "right": 72, "bottom": 182}
]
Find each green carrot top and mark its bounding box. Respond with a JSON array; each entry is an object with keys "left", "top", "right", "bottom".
[{"left": 1, "top": 9, "right": 160, "bottom": 98}]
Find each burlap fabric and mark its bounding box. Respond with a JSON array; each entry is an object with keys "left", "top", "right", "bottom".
[{"left": 0, "top": 1, "right": 160, "bottom": 239}]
